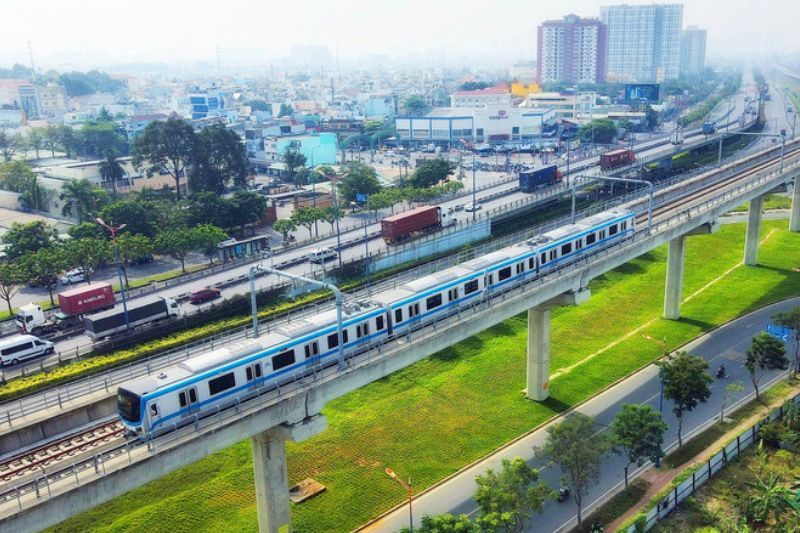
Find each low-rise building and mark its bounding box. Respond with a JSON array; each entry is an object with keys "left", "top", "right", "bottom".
[
  {"left": 251, "top": 132, "right": 338, "bottom": 171},
  {"left": 450, "top": 84, "right": 511, "bottom": 108}
]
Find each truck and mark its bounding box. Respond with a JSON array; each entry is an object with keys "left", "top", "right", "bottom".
[
  {"left": 16, "top": 282, "right": 115, "bottom": 337},
  {"left": 599, "top": 148, "right": 635, "bottom": 170},
  {"left": 519, "top": 165, "right": 561, "bottom": 192},
  {"left": 84, "top": 296, "right": 181, "bottom": 341},
  {"left": 381, "top": 206, "right": 454, "bottom": 244},
  {"left": 702, "top": 121, "right": 716, "bottom": 135}
]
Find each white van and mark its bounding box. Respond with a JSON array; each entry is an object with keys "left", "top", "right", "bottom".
[
  {"left": 307, "top": 247, "right": 338, "bottom": 263},
  {"left": 0, "top": 335, "right": 54, "bottom": 366}
]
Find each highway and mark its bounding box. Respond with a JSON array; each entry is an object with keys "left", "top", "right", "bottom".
[
  {"left": 365, "top": 298, "right": 800, "bottom": 533},
  {"left": 0, "top": 76, "right": 759, "bottom": 379}
]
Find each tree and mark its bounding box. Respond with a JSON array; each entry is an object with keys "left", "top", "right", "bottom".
[
  {"left": 43, "top": 125, "right": 60, "bottom": 157},
  {"left": 132, "top": 117, "right": 196, "bottom": 199},
  {"left": 273, "top": 218, "right": 297, "bottom": 243},
  {"left": 62, "top": 238, "right": 111, "bottom": 284},
  {"left": 78, "top": 120, "right": 128, "bottom": 158},
  {"left": 473, "top": 457, "right": 552, "bottom": 532},
  {"left": 610, "top": 404, "right": 668, "bottom": 488},
  {"left": 228, "top": 191, "right": 266, "bottom": 234},
  {"left": 57, "top": 125, "right": 78, "bottom": 158},
  {"left": 367, "top": 188, "right": 404, "bottom": 215},
  {"left": 283, "top": 148, "right": 307, "bottom": 183},
  {"left": 0, "top": 160, "right": 35, "bottom": 192},
  {"left": 410, "top": 158, "right": 456, "bottom": 189},
  {"left": 2, "top": 220, "right": 58, "bottom": 259},
  {"left": 291, "top": 206, "right": 325, "bottom": 237},
  {"left": 155, "top": 228, "right": 198, "bottom": 273},
  {"left": 192, "top": 224, "right": 228, "bottom": 265},
  {"left": 720, "top": 380, "right": 745, "bottom": 422},
  {"left": 26, "top": 127, "right": 44, "bottom": 159},
  {"left": 773, "top": 308, "right": 800, "bottom": 377},
  {"left": 98, "top": 198, "right": 159, "bottom": 238},
  {"left": 338, "top": 162, "right": 382, "bottom": 204},
  {"left": 98, "top": 151, "right": 126, "bottom": 197},
  {"left": 247, "top": 99, "right": 270, "bottom": 112},
  {"left": 20, "top": 247, "right": 66, "bottom": 305},
  {"left": 536, "top": 413, "right": 608, "bottom": 528},
  {"left": 185, "top": 191, "right": 232, "bottom": 229},
  {"left": 320, "top": 206, "right": 343, "bottom": 234},
  {"left": 458, "top": 81, "right": 491, "bottom": 91},
  {"left": 60, "top": 178, "right": 110, "bottom": 223},
  {"left": 400, "top": 514, "right": 478, "bottom": 533},
  {"left": 658, "top": 351, "right": 713, "bottom": 449},
  {"left": 115, "top": 233, "right": 153, "bottom": 288},
  {"left": 190, "top": 123, "right": 249, "bottom": 194},
  {"left": 745, "top": 332, "right": 789, "bottom": 401},
  {"left": 578, "top": 118, "right": 617, "bottom": 144},
  {"left": 0, "top": 129, "right": 18, "bottom": 162},
  {"left": 277, "top": 103, "right": 294, "bottom": 117},
  {"left": 68, "top": 222, "right": 106, "bottom": 240},
  {"left": 0, "top": 262, "right": 25, "bottom": 315},
  {"left": 403, "top": 95, "right": 427, "bottom": 115},
  {"left": 18, "top": 174, "right": 52, "bottom": 212}
]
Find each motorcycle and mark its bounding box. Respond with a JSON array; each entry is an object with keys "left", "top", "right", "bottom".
[
  {"left": 557, "top": 486, "right": 570, "bottom": 503},
  {"left": 717, "top": 364, "right": 727, "bottom": 379}
]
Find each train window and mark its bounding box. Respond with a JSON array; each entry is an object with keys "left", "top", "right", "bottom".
[
  {"left": 549, "top": 250, "right": 557, "bottom": 261},
  {"left": 327, "top": 332, "right": 338, "bottom": 349},
  {"left": 498, "top": 267, "right": 511, "bottom": 281},
  {"left": 304, "top": 345, "right": 311, "bottom": 358},
  {"left": 586, "top": 233, "right": 597, "bottom": 245},
  {"left": 304, "top": 342, "right": 320, "bottom": 358},
  {"left": 179, "top": 392, "right": 187, "bottom": 407},
  {"left": 599, "top": 230, "right": 606, "bottom": 239},
  {"left": 621, "top": 221, "right": 627, "bottom": 230},
  {"left": 540, "top": 253, "right": 546, "bottom": 265},
  {"left": 609, "top": 224, "right": 618, "bottom": 236},
  {"left": 529, "top": 257, "right": 535, "bottom": 269},
  {"left": 357, "top": 323, "right": 370, "bottom": 338},
  {"left": 343, "top": 329, "right": 349, "bottom": 343},
  {"left": 246, "top": 365, "right": 262, "bottom": 380},
  {"left": 209, "top": 372, "right": 236, "bottom": 395},
  {"left": 561, "top": 242, "right": 572, "bottom": 255},
  {"left": 272, "top": 350, "right": 296, "bottom": 371},
  {"left": 464, "top": 279, "right": 479, "bottom": 294},
  {"left": 376, "top": 316, "right": 385, "bottom": 331},
  {"left": 426, "top": 294, "right": 442, "bottom": 309},
  {"left": 189, "top": 388, "right": 197, "bottom": 403},
  {"left": 448, "top": 288, "right": 458, "bottom": 301},
  {"left": 487, "top": 274, "right": 494, "bottom": 285},
  {"left": 395, "top": 308, "right": 403, "bottom": 322},
  {"left": 150, "top": 404, "right": 158, "bottom": 417},
  {"left": 575, "top": 240, "right": 583, "bottom": 250}
]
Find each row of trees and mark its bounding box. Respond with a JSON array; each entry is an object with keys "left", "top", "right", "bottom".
[{"left": 0, "top": 219, "right": 228, "bottom": 312}]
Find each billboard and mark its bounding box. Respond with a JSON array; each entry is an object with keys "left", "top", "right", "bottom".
[{"left": 624, "top": 84, "right": 660, "bottom": 103}]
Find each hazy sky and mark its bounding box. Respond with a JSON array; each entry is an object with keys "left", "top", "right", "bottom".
[{"left": 0, "top": 0, "right": 796, "bottom": 70}]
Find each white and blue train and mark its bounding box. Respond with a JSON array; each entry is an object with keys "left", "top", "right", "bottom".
[{"left": 117, "top": 208, "right": 636, "bottom": 434}]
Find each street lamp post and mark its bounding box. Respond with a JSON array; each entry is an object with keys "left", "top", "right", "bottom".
[
  {"left": 326, "top": 170, "right": 346, "bottom": 270},
  {"left": 386, "top": 467, "right": 413, "bottom": 532},
  {"left": 458, "top": 138, "right": 478, "bottom": 221},
  {"left": 95, "top": 218, "right": 130, "bottom": 332},
  {"left": 363, "top": 221, "right": 371, "bottom": 295}
]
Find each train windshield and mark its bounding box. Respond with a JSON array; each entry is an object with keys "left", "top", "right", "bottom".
[{"left": 117, "top": 388, "right": 141, "bottom": 423}]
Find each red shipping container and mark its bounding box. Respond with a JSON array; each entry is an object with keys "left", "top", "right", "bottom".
[
  {"left": 58, "top": 282, "right": 115, "bottom": 316},
  {"left": 381, "top": 206, "right": 442, "bottom": 243}
]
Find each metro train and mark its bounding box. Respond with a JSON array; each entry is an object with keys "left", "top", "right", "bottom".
[{"left": 117, "top": 208, "right": 637, "bottom": 434}]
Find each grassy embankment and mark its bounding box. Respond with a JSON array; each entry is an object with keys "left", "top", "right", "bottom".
[{"left": 52, "top": 220, "right": 800, "bottom": 532}]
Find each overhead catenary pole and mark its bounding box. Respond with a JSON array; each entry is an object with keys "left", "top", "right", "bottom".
[
  {"left": 571, "top": 174, "right": 654, "bottom": 234},
  {"left": 96, "top": 217, "right": 130, "bottom": 332}
]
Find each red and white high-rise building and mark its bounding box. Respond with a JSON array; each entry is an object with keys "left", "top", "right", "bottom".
[{"left": 536, "top": 15, "right": 607, "bottom": 85}]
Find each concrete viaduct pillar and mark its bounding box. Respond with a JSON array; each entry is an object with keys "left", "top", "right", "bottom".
[
  {"left": 790, "top": 180, "right": 800, "bottom": 232},
  {"left": 663, "top": 221, "right": 718, "bottom": 320},
  {"left": 744, "top": 194, "right": 764, "bottom": 266},
  {"left": 251, "top": 415, "right": 327, "bottom": 533},
  {"left": 526, "top": 289, "right": 590, "bottom": 401}
]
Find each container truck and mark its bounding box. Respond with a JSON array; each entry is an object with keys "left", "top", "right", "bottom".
[
  {"left": 519, "top": 165, "right": 561, "bottom": 192},
  {"left": 15, "top": 282, "right": 115, "bottom": 336},
  {"left": 84, "top": 296, "right": 181, "bottom": 341},
  {"left": 599, "top": 149, "right": 635, "bottom": 170},
  {"left": 702, "top": 121, "right": 716, "bottom": 134},
  {"left": 381, "top": 206, "right": 455, "bottom": 244}
]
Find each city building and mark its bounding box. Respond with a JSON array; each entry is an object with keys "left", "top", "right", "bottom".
[
  {"left": 0, "top": 79, "right": 41, "bottom": 120},
  {"left": 362, "top": 93, "right": 398, "bottom": 118},
  {"left": 252, "top": 132, "right": 338, "bottom": 171},
  {"left": 395, "top": 105, "right": 556, "bottom": 145},
  {"left": 680, "top": 26, "right": 707, "bottom": 77},
  {"left": 600, "top": 4, "right": 683, "bottom": 82},
  {"left": 124, "top": 113, "right": 169, "bottom": 140},
  {"left": 536, "top": 15, "right": 607, "bottom": 85},
  {"left": 37, "top": 84, "right": 67, "bottom": 116},
  {"left": 510, "top": 82, "right": 542, "bottom": 98},
  {"left": 188, "top": 90, "right": 225, "bottom": 120},
  {"left": 450, "top": 84, "right": 511, "bottom": 108}
]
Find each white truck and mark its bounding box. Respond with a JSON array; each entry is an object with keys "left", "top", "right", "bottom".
[{"left": 84, "top": 296, "right": 181, "bottom": 341}]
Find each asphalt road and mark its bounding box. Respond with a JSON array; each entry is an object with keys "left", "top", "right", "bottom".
[
  {"left": 366, "top": 298, "right": 800, "bottom": 533},
  {"left": 2, "top": 71, "right": 762, "bottom": 376}
]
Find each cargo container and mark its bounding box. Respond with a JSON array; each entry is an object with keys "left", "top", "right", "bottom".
[
  {"left": 519, "top": 165, "right": 561, "bottom": 192},
  {"left": 84, "top": 296, "right": 181, "bottom": 340},
  {"left": 381, "top": 206, "right": 452, "bottom": 244},
  {"left": 599, "top": 149, "right": 635, "bottom": 170},
  {"left": 16, "top": 282, "right": 115, "bottom": 336},
  {"left": 702, "top": 121, "right": 716, "bottom": 134}
]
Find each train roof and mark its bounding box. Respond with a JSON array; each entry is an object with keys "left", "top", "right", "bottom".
[
  {"left": 372, "top": 286, "right": 416, "bottom": 306},
  {"left": 577, "top": 208, "right": 631, "bottom": 227},
  {"left": 401, "top": 266, "right": 474, "bottom": 293},
  {"left": 119, "top": 366, "right": 192, "bottom": 396},
  {"left": 177, "top": 338, "right": 270, "bottom": 375},
  {"left": 461, "top": 248, "right": 521, "bottom": 271},
  {"left": 274, "top": 300, "right": 382, "bottom": 337}
]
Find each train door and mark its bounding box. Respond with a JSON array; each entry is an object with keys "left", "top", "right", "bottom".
[
  {"left": 245, "top": 363, "right": 263, "bottom": 389},
  {"left": 179, "top": 387, "right": 199, "bottom": 417}
]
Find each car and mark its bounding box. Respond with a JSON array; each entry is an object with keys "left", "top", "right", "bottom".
[
  {"left": 129, "top": 254, "right": 154, "bottom": 266},
  {"left": 60, "top": 269, "right": 87, "bottom": 285},
  {"left": 189, "top": 287, "right": 221, "bottom": 304},
  {"left": 307, "top": 247, "right": 338, "bottom": 263},
  {"left": 463, "top": 202, "right": 482, "bottom": 212}
]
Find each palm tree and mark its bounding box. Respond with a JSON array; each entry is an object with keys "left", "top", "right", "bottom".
[
  {"left": 98, "top": 151, "right": 125, "bottom": 197},
  {"left": 60, "top": 178, "right": 108, "bottom": 223}
]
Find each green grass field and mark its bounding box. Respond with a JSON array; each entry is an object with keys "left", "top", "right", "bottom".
[
  {"left": 51, "top": 220, "right": 800, "bottom": 533},
  {"left": 730, "top": 193, "right": 792, "bottom": 213}
]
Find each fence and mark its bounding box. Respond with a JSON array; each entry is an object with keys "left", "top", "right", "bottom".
[{"left": 622, "top": 392, "right": 800, "bottom": 532}]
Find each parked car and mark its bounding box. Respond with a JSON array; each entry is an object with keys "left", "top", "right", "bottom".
[
  {"left": 463, "top": 202, "right": 482, "bottom": 212},
  {"left": 189, "top": 287, "right": 221, "bottom": 304},
  {"left": 307, "top": 247, "right": 338, "bottom": 263},
  {"left": 129, "top": 254, "right": 154, "bottom": 266},
  {"left": 60, "top": 268, "right": 87, "bottom": 285}
]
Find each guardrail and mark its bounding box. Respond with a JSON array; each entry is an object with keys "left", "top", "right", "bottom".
[{"left": 1, "top": 145, "right": 795, "bottom": 516}]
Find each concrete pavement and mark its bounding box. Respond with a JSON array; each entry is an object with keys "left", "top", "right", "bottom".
[{"left": 364, "top": 297, "right": 800, "bottom": 533}]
